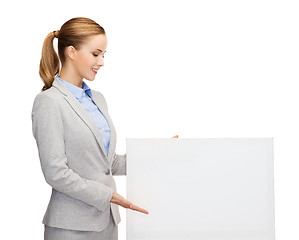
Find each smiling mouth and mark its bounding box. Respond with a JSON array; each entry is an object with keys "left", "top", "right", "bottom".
[{"left": 92, "top": 68, "right": 99, "bottom": 74}]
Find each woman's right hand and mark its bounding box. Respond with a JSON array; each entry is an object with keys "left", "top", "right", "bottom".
[{"left": 110, "top": 193, "right": 149, "bottom": 214}]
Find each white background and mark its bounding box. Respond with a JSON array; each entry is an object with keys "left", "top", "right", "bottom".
[{"left": 0, "top": 0, "right": 298, "bottom": 239}]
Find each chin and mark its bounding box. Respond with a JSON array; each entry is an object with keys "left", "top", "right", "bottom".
[{"left": 84, "top": 76, "right": 96, "bottom": 81}]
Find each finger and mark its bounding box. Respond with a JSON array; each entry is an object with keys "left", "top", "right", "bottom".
[{"left": 130, "top": 204, "right": 149, "bottom": 214}]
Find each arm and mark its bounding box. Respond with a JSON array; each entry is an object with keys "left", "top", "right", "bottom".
[
  {"left": 31, "top": 94, "right": 113, "bottom": 212},
  {"left": 111, "top": 153, "right": 126, "bottom": 176}
]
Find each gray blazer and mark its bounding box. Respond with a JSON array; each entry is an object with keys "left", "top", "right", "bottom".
[{"left": 31, "top": 76, "right": 126, "bottom": 232}]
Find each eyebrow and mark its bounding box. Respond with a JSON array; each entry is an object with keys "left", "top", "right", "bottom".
[{"left": 95, "top": 49, "right": 106, "bottom": 53}]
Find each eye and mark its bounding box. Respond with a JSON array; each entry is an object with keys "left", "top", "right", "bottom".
[{"left": 93, "top": 53, "right": 105, "bottom": 58}]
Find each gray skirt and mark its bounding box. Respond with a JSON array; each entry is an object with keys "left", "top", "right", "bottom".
[{"left": 44, "top": 208, "right": 118, "bottom": 240}]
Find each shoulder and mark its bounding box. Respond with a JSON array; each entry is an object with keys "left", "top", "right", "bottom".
[
  {"left": 32, "top": 87, "right": 64, "bottom": 116},
  {"left": 91, "top": 89, "right": 108, "bottom": 108},
  {"left": 33, "top": 86, "right": 64, "bottom": 106},
  {"left": 31, "top": 87, "right": 64, "bottom": 137},
  {"left": 91, "top": 89, "right": 105, "bottom": 99}
]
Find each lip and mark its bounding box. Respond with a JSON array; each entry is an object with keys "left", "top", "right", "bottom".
[{"left": 92, "top": 68, "right": 99, "bottom": 74}]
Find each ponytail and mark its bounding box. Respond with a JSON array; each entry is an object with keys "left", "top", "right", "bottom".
[{"left": 39, "top": 30, "right": 60, "bottom": 92}]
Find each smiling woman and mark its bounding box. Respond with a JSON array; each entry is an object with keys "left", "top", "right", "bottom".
[{"left": 33, "top": 17, "right": 148, "bottom": 240}]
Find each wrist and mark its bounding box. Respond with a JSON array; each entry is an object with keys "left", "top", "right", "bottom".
[{"left": 110, "top": 192, "right": 116, "bottom": 202}]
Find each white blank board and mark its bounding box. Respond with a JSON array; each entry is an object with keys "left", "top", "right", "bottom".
[{"left": 126, "top": 138, "right": 275, "bottom": 240}]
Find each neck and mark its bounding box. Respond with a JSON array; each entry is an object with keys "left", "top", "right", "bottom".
[{"left": 59, "top": 63, "right": 83, "bottom": 89}]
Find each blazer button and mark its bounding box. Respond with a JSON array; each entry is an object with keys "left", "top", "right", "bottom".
[{"left": 105, "top": 169, "right": 110, "bottom": 175}]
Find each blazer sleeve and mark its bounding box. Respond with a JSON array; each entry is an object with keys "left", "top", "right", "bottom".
[
  {"left": 111, "top": 153, "right": 127, "bottom": 176},
  {"left": 31, "top": 93, "right": 113, "bottom": 212}
]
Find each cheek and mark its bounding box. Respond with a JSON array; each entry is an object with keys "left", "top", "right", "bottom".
[
  {"left": 75, "top": 52, "right": 95, "bottom": 69},
  {"left": 78, "top": 54, "right": 91, "bottom": 66}
]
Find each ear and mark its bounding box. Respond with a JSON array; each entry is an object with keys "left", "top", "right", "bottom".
[{"left": 65, "top": 46, "right": 77, "bottom": 61}]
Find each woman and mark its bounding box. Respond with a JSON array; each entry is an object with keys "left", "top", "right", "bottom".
[{"left": 32, "top": 17, "right": 178, "bottom": 240}]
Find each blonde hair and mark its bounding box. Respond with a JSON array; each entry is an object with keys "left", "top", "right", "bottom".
[{"left": 39, "top": 17, "right": 106, "bottom": 91}]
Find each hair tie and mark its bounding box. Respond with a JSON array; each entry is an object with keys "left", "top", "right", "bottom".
[{"left": 53, "top": 31, "right": 57, "bottom": 38}]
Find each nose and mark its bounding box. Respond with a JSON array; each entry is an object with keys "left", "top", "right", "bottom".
[{"left": 97, "top": 56, "right": 104, "bottom": 67}]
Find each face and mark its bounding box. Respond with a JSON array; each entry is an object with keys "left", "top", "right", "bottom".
[{"left": 69, "top": 34, "right": 107, "bottom": 81}]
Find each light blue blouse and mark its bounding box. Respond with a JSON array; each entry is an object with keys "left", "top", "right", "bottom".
[{"left": 57, "top": 76, "right": 111, "bottom": 156}]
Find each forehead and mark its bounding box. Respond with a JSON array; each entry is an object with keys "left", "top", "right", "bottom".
[{"left": 82, "top": 34, "right": 107, "bottom": 50}]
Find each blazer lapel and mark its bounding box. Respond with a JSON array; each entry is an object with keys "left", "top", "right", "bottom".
[
  {"left": 91, "top": 91, "right": 116, "bottom": 162},
  {"left": 52, "top": 77, "right": 113, "bottom": 162}
]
